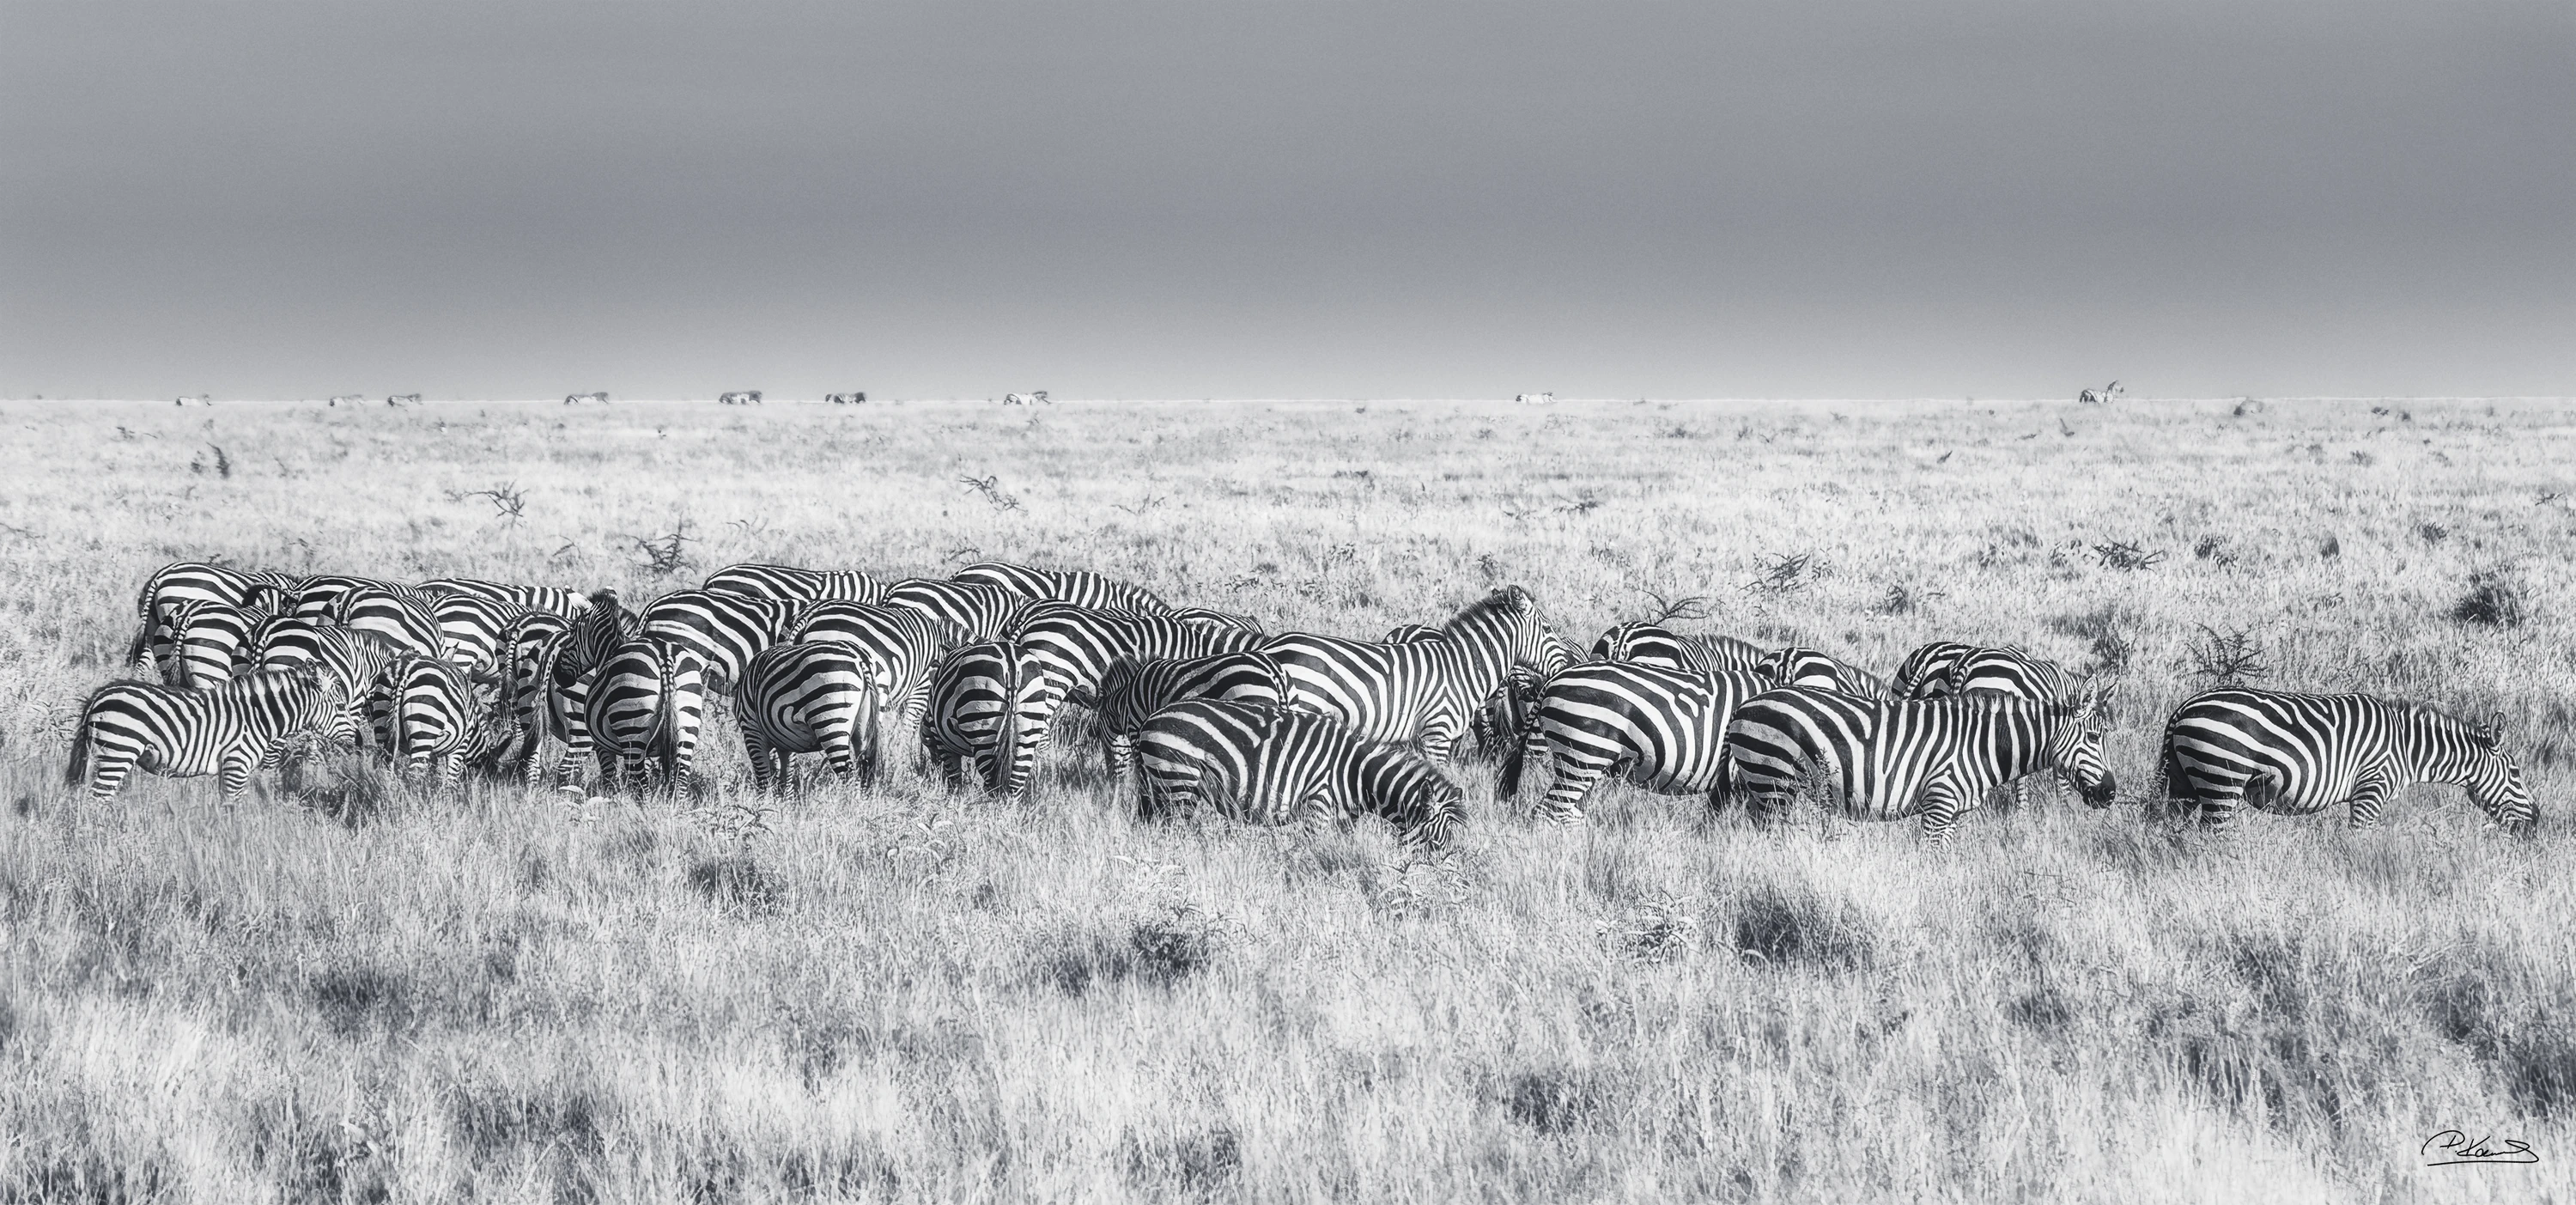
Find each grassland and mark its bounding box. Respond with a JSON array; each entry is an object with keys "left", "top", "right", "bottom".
[{"left": 1, "top": 395, "right": 2571, "bottom": 1203}]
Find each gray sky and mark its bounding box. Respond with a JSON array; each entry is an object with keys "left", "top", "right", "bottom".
[{"left": 4, "top": 1, "right": 2569, "bottom": 400}]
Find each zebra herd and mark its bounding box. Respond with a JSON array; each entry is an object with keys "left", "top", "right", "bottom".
[{"left": 70, "top": 557, "right": 2540, "bottom": 845}]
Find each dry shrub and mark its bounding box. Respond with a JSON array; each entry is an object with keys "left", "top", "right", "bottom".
[
  {"left": 2449, "top": 568, "right": 2528, "bottom": 628},
  {"left": 686, "top": 855, "right": 784, "bottom": 915},
  {"left": 1730, "top": 881, "right": 1874, "bottom": 972}
]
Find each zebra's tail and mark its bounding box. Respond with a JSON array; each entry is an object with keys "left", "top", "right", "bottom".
[
  {"left": 1496, "top": 673, "right": 1534, "bottom": 799},
  {"left": 64, "top": 697, "right": 94, "bottom": 788}
]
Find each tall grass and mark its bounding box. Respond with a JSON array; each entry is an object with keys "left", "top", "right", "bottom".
[{"left": 0, "top": 397, "right": 2569, "bottom": 1201}]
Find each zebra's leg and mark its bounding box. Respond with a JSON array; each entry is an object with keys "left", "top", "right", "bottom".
[
  {"left": 743, "top": 727, "right": 775, "bottom": 794},
  {"left": 1917, "top": 781, "right": 1971, "bottom": 847},
  {"left": 1416, "top": 718, "right": 1461, "bottom": 766},
  {"left": 87, "top": 751, "right": 137, "bottom": 804},
  {"left": 1105, "top": 730, "right": 1137, "bottom": 783},
  {"left": 2344, "top": 769, "right": 2397, "bottom": 829},
  {"left": 438, "top": 751, "right": 464, "bottom": 791},
  {"left": 220, "top": 752, "right": 257, "bottom": 806},
  {"left": 1537, "top": 748, "right": 1602, "bottom": 825}
]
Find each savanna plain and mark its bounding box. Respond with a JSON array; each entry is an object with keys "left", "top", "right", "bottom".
[{"left": 2, "top": 396, "right": 2573, "bottom": 1204}]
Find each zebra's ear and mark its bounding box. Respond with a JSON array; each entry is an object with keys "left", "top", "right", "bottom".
[{"left": 2474, "top": 713, "right": 2506, "bottom": 746}]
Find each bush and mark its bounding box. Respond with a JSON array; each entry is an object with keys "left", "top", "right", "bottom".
[
  {"left": 1731, "top": 882, "right": 1874, "bottom": 972},
  {"left": 2450, "top": 569, "right": 2528, "bottom": 628}
]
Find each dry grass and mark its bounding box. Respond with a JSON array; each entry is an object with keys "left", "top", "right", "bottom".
[{"left": 1, "top": 396, "right": 2571, "bottom": 1202}]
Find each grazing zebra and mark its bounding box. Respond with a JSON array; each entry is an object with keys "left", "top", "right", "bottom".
[
  {"left": 640, "top": 588, "right": 812, "bottom": 783},
  {"left": 428, "top": 593, "right": 533, "bottom": 672},
  {"left": 736, "top": 642, "right": 884, "bottom": 791},
  {"left": 1095, "top": 651, "right": 1295, "bottom": 781},
  {"left": 561, "top": 589, "right": 642, "bottom": 679},
  {"left": 702, "top": 563, "right": 889, "bottom": 605},
  {"left": 922, "top": 640, "right": 1051, "bottom": 795},
  {"left": 1501, "top": 662, "right": 1771, "bottom": 822},
  {"left": 519, "top": 590, "right": 641, "bottom": 788},
  {"left": 1900, "top": 644, "right": 2078, "bottom": 807},
  {"left": 790, "top": 601, "right": 949, "bottom": 726},
  {"left": 1173, "top": 606, "right": 1266, "bottom": 636},
  {"left": 953, "top": 561, "right": 1172, "bottom": 613},
  {"left": 2078, "top": 380, "right": 2124, "bottom": 405},
  {"left": 1383, "top": 624, "right": 1442, "bottom": 643},
  {"left": 2160, "top": 691, "right": 2535, "bottom": 832},
  {"left": 717, "top": 390, "right": 762, "bottom": 405},
  {"left": 1722, "top": 686, "right": 2113, "bottom": 845},
  {"left": 417, "top": 578, "right": 590, "bottom": 619},
  {"left": 288, "top": 574, "right": 424, "bottom": 622},
  {"left": 883, "top": 578, "right": 1031, "bottom": 643},
  {"left": 485, "top": 611, "right": 573, "bottom": 777},
  {"left": 329, "top": 394, "right": 364, "bottom": 407},
  {"left": 826, "top": 392, "right": 866, "bottom": 405},
  {"left": 130, "top": 562, "right": 301, "bottom": 675},
  {"left": 1000, "top": 392, "right": 1049, "bottom": 405},
  {"left": 1395, "top": 622, "right": 1578, "bottom": 758},
  {"left": 174, "top": 395, "right": 211, "bottom": 407},
  {"left": 564, "top": 392, "right": 609, "bottom": 405},
  {"left": 1889, "top": 641, "right": 1980, "bottom": 697},
  {"left": 1133, "top": 701, "right": 1465, "bottom": 848},
  {"left": 1593, "top": 621, "right": 1765, "bottom": 675},
  {"left": 386, "top": 393, "right": 421, "bottom": 406},
  {"left": 1012, "top": 606, "right": 1264, "bottom": 746},
  {"left": 1515, "top": 393, "right": 1554, "bottom": 405},
  {"left": 585, "top": 635, "right": 679, "bottom": 795},
  {"left": 386, "top": 655, "right": 513, "bottom": 786},
  {"left": 1261, "top": 587, "right": 1559, "bottom": 764},
  {"left": 258, "top": 623, "right": 406, "bottom": 748},
  {"left": 323, "top": 586, "right": 447, "bottom": 660},
  {"left": 1756, "top": 646, "right": 1891, "bottom": 697},
  {"left": 66, "top": 665, "right": 344, "bottom": 804},
  {"left": 161, "top": 597, "right": 272, "bottom": 688}
]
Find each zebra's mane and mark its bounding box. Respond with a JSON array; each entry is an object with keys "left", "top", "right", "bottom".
[{"left": 1441, "top": 586, "right": 1534, "bottom": 632}]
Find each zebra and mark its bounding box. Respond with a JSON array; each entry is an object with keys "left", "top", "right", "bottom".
[
  {"left": 1391, "top": 622, "right": 1577, "bottom": 758},
  {"left": 883, "top": 578, "right": 1032, "bottom": 643},
  {"left": 1515, "top": 393, "right": 1554, "bottom": 405},
  {"left": 1756, "top": 646, "right": 1891, "bottom": 697},
  {"left": 1593, "top": 621, "right": 1765, "bottom": 675},
  {"left": 640, "top": 588, "right": 813, "bottom": 782},
  {"left": 736, "top": 641, "right": 884, "bottom": 791},
  {"left": 921, "top": 639, "right": 1051, "bottom": 795},
  {"left": 129, "top": 561, "right": 301, "bottom": 675},
  {"left": 417, "top": 578, "right": 591, "bottom": 619},
  {"left": 1094, "top": 650, "right": 1294, "bottom": 782},
  {"left": 1722, "top": 686, "right": 2113, "bottom": 845},
  {"left": 288, "top": 574, "right": 425, "bottom": 622},
  {"left": 160, "top": 597, "right": 273, "bottom": 688},
  {"left": 258, "top": 623, "right": 407, "bottom": 749},
  {"left": 702, "top": 563, "right": 889, "bottom": 605},
  {"left": 1501, "top": 661, "right": 1771, "bottom": 823},
  {"left": 1173, "top": 606, "right": 1266, "bottom": 635},
  {"left": 2160, "top": 690, "right": 2534, "bottom": 833},
  {"left": 488, "top": 611, "right": 574, "bottom": 778},
  {"left": 386, "top": 393, "right": 421, "bottom": 406},
  {"left": 428, "top": 593, "right": 533, "bottom": 672},
  {"left": 386, "top": 655, "right": 513, "bottom": 787},
  {"left": 1888, "top": 641, "right": 1978, "bottom": 697},
  {"left": 585, "top": 633, "right": 680, "bottom": 795},
  {"left": 521, "top": 590, "right": 641, "bottom": 789},
  {"left": 329, "top": 394, "right": 365, "bottom": 407},
  {"left": 1383, "top": 624, "right": 1442, "bottom": 643},
  {"left": 174, "top": 395, "right": 212, "bottom": 406},
  {"left": 565, "top": 392, "right": 609, "bottom": 405},
  {"left": 2078, "top": 380, "right": 2124, "bottom": 405},
  {"left": 826, "top": 393, "right": 866, "bottom": 405},
  {"left": 1004, "top": 606, "right": 1267, "bottom": 795},
  {"left": 66, "top": 664, "right": 345, "bottom": 805},
  {"left": 1261, "top": 586, "right": 1560, "bottom": 764},
  {"left": 1133, "top": 700, "right": 1466, "bottom": 849},
  {"left": 323, "top": 585, "right": 447, "bottom": 660},
  {"left": 1000, "top": 392, "right": 1049, "bottom": 405},
  {"left": 717, "top": 390, "right": 762, "bottom": 405},
  {"left": 789, "top": 601, "right": 950, "bottom": 727},
  {"left": 1899, "top": 644, "right": 2079, "bottom": 807},
  {"left": 952, "top": 561, "right": 1172, "bottom": 613}
]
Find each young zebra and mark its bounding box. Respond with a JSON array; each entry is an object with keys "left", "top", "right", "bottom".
[
  {"left": 702, "top": 563, "right": 889, "bottom": 605},
  {"left": 736, "top": 641, "right": 884, "bottom": 791},
  {"left": 417, "top": 577, "right": 590, "bottom": 619},
  {"left": 1094, "top": 651, "right": 1295, "bottom": 782},
  {"left": 161, "top": 597, "right": 272, "bottom": 688},
  {"left": 1261, "top": 587, "right": 1560, "bottom": 764},
  {"left": 951, "top": 561, "right": 1173, "bottom": 613},
  {"left": 790, "top": 602, "right": 950, "bottom": 725},
  {"left": 67, "top": 665, "right": 345, "bottom": 804},
  {"left": 1006, "top": 606, "right": 1267, "bottom": 795},
  {"left": 1133, "top": 700, "right": 1466, "bottom": 848},
  {"left": 1501, "top": 662, "right": 1771, "bottom": 823},
  {"left": 585, "top": 635, "right": 679, "bottom": 796},
  {"left": 1722, "top": 686, "right": 2113, "bottom": 845},
  {"left": 921, "top": 640, "right": 1052, "bottom": 796},
  {"left": 1888, "top": 641, "right": 1979, "bottom": 697},
  {"left": 882, "top": 578, "right": 1032, "bottom": 643},
  {"left": 129, "top": 561, "right": 301, "bottom": 675},
  {"left": 1592, "top": 621, "right": 1765, "bottom": 675},
  {"left": 2160, "top": 690, "right": 2535, "bottom": 832},
  {"left": 386, "top": 655, "right": 513, "bottom": 787},
  {"left": 256, "top": 624, "right": 406, "bottom": 749},
  {"left": 324, "top": 585, "right": 447, "bottom": 660}
]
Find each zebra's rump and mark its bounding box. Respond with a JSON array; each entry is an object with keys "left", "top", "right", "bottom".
[
  {"left": 2161, "top": 690, "right": 2382, "bottom": 812},
  {"left": 1530, "top": 662, "right": 1764, "bottom": 794}
]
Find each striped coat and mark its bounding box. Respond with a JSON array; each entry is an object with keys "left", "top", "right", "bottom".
[
  {"left": 255, "top": 624, "right": 405, "bottom": 749},
  {"left": 129, "top": 561, "right": 301, "bottom": 676},
  {"left": 68, "top": 665, "right": 344, "bottom": 804},
  {"left": 952, "top": 561, "right": 1172, "bottom": 613},
  {"left": 1723, "top": 686, "right": 2113, "bottom": 845},
  {"left": 161, "top": 597, "right": 272, "bottom": 688},
  {"left": 789, "top": 602, "right": 948, "bottom": 725},
  {"left": 883, "top": 578, "right": 1030, "bottom": 643},
  {"left": 921, "top": 640, "right": 1052, "bottom": 796},
  {"left": 641, "top": 588, "right": 812, "bottom": 783},
  {"left": 418, "top": 578, "right": 590, "bottom": 619},
  {"left": 325, "top": 586, "right": 447, "bottom": 660},
  {"left": 1593, "top": 622, "right": 1765, "bottom": 675},
  {"left": 2160, "top": 690, "right": 2535, "bottom": 832},
  {"left": 1133, "top": 701, "right": 1465, "bottom": 848},
  {"left": 1261, "top": 587, "right": 1558, "bottom": 764},
  {"left": 1094, "top": 651, "right": 1294, "bottom": 781},
  {"left": 1501, "top": 662, "right": 1771, "bottom": 822},
  {"left": 702, "top": 563, "right": 890, "bottom": 605},
  {"left": 1004, "top": 607, "right": 1266, "bottom": 795},
  {"left": 387, "top": 655, "right": 513, "bottom": 786},
  {"left": 736, "top": 641, "right": 884, "bottom": 790}
]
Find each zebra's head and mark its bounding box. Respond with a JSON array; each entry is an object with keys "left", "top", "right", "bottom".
[
  {"left": 1385, "top": 758, "right": 1467, "bottom": 849},
  {"left": 1451, "top": 584, "right": 1551, "bottom": 672},
  {"left": 2445, "top": 712, "right": 2536, "bottom": 834},
  {"left": 1756, "top": 647, "right": 1843, "bottom": 691},
  {"left": 2051, "top": 683, "right": 2117, "bottom": 806}
]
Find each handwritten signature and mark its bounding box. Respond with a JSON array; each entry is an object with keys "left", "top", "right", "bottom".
[{"left": 2422, "top": 1130, "right": 2539, "bottom": 1167}]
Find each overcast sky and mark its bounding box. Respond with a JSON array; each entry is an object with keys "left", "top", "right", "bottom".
[{"left": 3, "top": 1, "right": 2568, "bottom": 400}]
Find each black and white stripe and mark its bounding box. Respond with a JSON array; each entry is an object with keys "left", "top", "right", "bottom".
[
  {"left": 1005, "top": 606, "right": 1266, "bottom": 794},
  {"left": 952, "top": 561, "right": 1172, "bottom": 613},
  {"left": 1094, "top": 651, "right": 1294, "bottom": 782},
  {"left": 717, "top": 390, "right": 762, "bottom": 405},
  {"left": 585, "top": 635, "right": 678, "bottom": 795},
  {"left": 429, "top": 593, "right": 535, "bottom": 672},
  {"left": 1722, "top": 686, "right": 2114, "bottom": 845},
  {"left": 1897, "top": 644, "right": 2075, "bottom": 807},
  {"left": 702, "top": 563, "right": 890, "bottom": 605},
  {"left": 789, "top": 601, "right": 950, "bottom": 726},
  {"left": 1501, "top": 661, "right": 1771, "bottom": 822},
  {"left": 1173, "top": 606, "right": 1266, "bottom": 635},
  {"left": 1888, "top": 641, "right": 1979, "bottom": 697},
  {"left": 255, "top": 622, "right": 406, "bottom": 749},
  {"left": 387, "top": 654, "right": 512, "bottom": 786},
  {"left": 1261, "top": 587, "right": 1559, "bottom": 764},
  {"left": 736, "top": 641, "right": 884, "bottom": 791},
  {"left": 883, "top": 578, "right": 1032, "bottom": 643},
  {"left": 2160, "top": 690, "right": 2535, "bottom": 832},
  {"left": 921, "top": 639, "right": 1052, "bottom": 795},
  {"left": 67, "top": 665, "right": 344, "bottom": 804},
  {"left": 325, "top": 585, "right": 447, "bottom": 660},
  {"left": 130, "top": 562, "right": 301, "bottom": 678},
  {"left": 1756, "top": 646, "right": 1893, "bottom": 698},
  {"left": 640, "top": 588, "right": 812, "bottom": 782},
  {"left": 1133, "top": 700, "right": 1465, "bottom": 848},
  {"left": 1592, "top": 621, "right": 1765, "bottom": 675},
  {"left": 161, "top": 597, "right": 272, "bottom": 688},
  {"left": 289, "top": 575, "right": 422, "bottom": 621},
  {"left": 418, "top": 577, "right": 591, "bottom": 619}
]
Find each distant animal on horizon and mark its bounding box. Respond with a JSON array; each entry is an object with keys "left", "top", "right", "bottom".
[
  {"left": 718, "top": 391, "right": 762, "bottom": 405},
  {"left": 386, "top": 393, "right": 422, "bottom": 407},
  {"left": 2078, "top": 380, "right": 2123, "bottom": 405},
  {"left": 328, "top": 395, "right": 364, "bottom": 407},
  {"left": 827, "top": 393, "right": 867, "bottom": 405},
  {"left": 174, "top": 395, "right": 212, "bottom": 407},
  {"left": 1516, "top": 393, "right": 1553, "bottom": 405},
  {"left": 565, "top": 392, "right": 609, "bottom": 405},
  {"left": 1001, "top": 392, "right": 1049, "bottom": 405}
]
